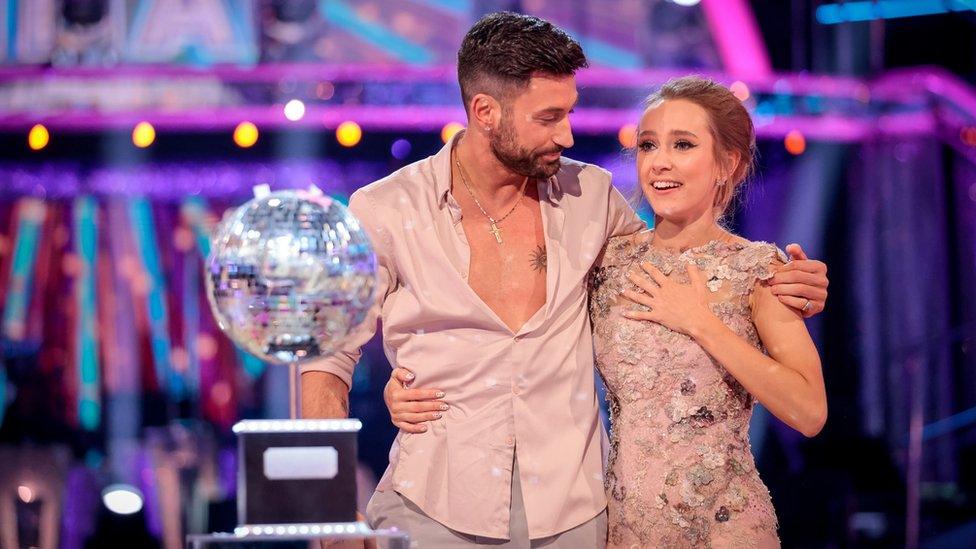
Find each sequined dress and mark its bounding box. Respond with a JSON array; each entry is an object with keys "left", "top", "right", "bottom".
[{"left": 588, "top": 231, "right": 786, "bottom": 548}]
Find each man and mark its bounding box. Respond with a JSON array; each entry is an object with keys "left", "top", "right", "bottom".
[{"left": 302, "top": 12, "right": 828, "bottom": 548}]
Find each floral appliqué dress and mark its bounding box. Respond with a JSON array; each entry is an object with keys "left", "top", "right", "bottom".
[{"left": 588, "top": 231, "right": 787, "bottom": 548}]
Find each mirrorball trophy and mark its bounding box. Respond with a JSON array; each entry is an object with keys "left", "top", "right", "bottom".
[
  {"left": 199, "top": 185, "right": 396, "bottom": 542},
  {"left": 206, "top": 185, "right": 376, "bottom": 417}
]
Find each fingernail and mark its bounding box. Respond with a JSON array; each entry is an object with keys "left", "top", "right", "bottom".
[
  {"left": 405, "top": 372, "right": 415, "bottom": 379},
  {"left": 436, "top": 391, "right": 445, "bottom": 398},
  {"left": 432, "top": 412, "right": 442, "bottom": 418},
  {"left": 440, "top": 403, "right": 449, "bottom": 410},
  {"left": 420, "top": 425, "right": 427, "bottom": 432}
]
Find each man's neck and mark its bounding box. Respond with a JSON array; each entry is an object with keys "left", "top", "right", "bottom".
[{"left": 454, "top": 131, "right": 529, "bottom": 202}]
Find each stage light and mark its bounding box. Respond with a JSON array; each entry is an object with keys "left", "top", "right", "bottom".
[
  {"left": 617, "top": 124, "right": 637, "bottom": 148},
  {"left": 284, "top": 99, "right": 306, "bottom": 122},
  {"left": 315, "top": 82, "right": 335, "bottom": 100},
  {"left": 336, "top": 121, "right": 362, "bottom": 147},
  {"left": 730, "top": 81, "right": 750, "bottom": 102},
  {"left": 961, "top": 126, "right": 976, "bottom": 147},
  {"left": 132, "top": 121, "right": 155, "bottom": 148},
  {"left": 441, "top": 122, "right": 464, "bottom": 144},
  {"left": 234, "top": 122, "right": 259, "bottom": 148},
  {"left": 816, "top": 1, "right": 975, "bottom": 24},
  {"left": 102, "top": 485, "right": 143, "bottom": 515},
  {"left": 785, "top": 130, "right": 806, "bottom": 155},
  {"left": 391, "top": 138, "right": 411, "bottom": 160},
  {"left": 28, "top": 124, "right": 49, "bottom": 151},
  {"left": 672, "top": 0, "right": 702, "bottom": 6},
  {"left": 17, "top": 485, "right": 34, "bottom": 503}
]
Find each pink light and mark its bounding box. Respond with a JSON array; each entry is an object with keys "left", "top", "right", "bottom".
[{"left": 701, "top": 0, "right": 772, "bottom": 79}]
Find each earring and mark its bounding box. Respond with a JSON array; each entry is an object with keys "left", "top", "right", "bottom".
[
  {"left": 716, "top": 179, "right": 726, "bottom": 186},
  {"left": 484, "top": 126, "right": 491, "bottom": 132}
]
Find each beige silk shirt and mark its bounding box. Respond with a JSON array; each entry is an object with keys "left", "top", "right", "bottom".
[{"left": 301, "top": 134, "right": 644, "bottom": 539}]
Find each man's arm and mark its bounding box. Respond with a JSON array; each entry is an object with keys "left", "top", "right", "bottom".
[
  {"left": 299, "top": 190, "right": 396, "bottom": 418},
  {"left": 301, "top": 372, "right": 350, "bottom": 418},
  {"left": 769, "top": 244, "right": 829, "bottom": 318}
]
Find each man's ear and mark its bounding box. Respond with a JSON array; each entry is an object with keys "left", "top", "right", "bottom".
[{"left": 470, "top": 93, "right": 502, "bottom": 131}]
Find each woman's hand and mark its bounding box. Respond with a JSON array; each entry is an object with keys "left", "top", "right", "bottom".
[
  {"left": 620, "top": 262, "right": 717, "bottom": 337},
  {"left": 383, "top": 367, "right": 447, "bottom": 433}
]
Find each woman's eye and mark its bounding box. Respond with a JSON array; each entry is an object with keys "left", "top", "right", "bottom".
[
  {"left": 637, "top": 141, "right": 656, "bottom": 151},
  {"left": 675, "top": 140, "right": 696, "bottom": 150}
]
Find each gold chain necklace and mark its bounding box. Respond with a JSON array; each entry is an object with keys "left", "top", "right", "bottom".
[{"left": 454, "top": 151, "right": 528, "bottom": 244}]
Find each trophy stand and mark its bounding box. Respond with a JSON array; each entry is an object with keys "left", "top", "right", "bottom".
[{"left": 289, "top": 361, "right": 301, "bottom": 419}]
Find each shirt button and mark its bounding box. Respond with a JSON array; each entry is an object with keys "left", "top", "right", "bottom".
[
  {"left": 513, "top": 335, "right": 522, "bottom": 342},
  {"left": 512, "top": 386, "right": 521, "bottom": 396},
  {"left": 506, "top": 436, "right": 515, "bottom": 446}
]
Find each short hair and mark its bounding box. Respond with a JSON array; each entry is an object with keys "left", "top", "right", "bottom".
[{"left": 457, "top": 12, "right": 588, "bottom": 111}]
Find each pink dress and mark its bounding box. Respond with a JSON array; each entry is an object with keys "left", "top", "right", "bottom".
[{"left": 588, "top": 232, "right": 785, "bottom": 548}]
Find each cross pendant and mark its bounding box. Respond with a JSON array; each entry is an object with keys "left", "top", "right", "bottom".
[{"left": 488, "top": 222, "right": 503, "bottom": 244}]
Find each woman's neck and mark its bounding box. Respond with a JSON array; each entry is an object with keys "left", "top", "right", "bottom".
[{"left": 651, "top": 211, "right": 728, "bottom": 251}]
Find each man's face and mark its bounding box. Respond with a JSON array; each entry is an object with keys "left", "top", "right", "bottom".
[{"left": 490, "top": 74, "right": 578, "bottom": 179}]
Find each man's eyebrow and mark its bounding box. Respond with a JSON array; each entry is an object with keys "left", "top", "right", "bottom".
[{"left": 535, "top": 97, "right": 579, "bottom": 116}]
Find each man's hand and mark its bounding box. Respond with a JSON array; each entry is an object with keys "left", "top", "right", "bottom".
[
  {"left": 384, "top": 368, "right": 447, "bottom": 433},
  {"left": 768, "top": 243, "right": 828, "bottom": 318}
]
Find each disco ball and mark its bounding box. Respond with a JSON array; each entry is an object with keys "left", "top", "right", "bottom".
[{"left": 206, "top": 190, "right": 377, "bottom": 364}]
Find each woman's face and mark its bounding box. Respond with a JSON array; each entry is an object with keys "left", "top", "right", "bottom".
[{"left": 636, "top": 98, "right": 729, "bottom": 224}]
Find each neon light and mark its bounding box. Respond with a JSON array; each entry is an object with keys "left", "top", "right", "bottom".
[
  {"left": 75, "top": 196, "right": 101, "bottom": 430},
  {"left": 817, "top": 0, "right": 976, "bottom": 24},
  {"left": 319, "top": 0, "right": 434, "bottom": 65},
  {"left": 701, "top": 0, "right": 772, "bottom": 78},
  {"left": 129, "top": 198, "right": 182, "bottom": 397},
  {"left": 2, "top": 199, "right": 44, "bottom": 340}
]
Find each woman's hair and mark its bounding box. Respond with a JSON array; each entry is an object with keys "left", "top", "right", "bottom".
[{"left": 639, "top": 76, "right": 757, "bottom": 221}]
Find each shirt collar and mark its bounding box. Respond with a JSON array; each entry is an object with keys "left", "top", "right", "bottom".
[{"left": 433, "top": 130, "right": 563, "bottom": 209}]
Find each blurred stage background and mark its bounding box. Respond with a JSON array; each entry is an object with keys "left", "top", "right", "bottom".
[{"left": 0, "top": 1, "right": 975, "bottom": 547}]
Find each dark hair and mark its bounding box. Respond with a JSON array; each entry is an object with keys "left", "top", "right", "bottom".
[
  {"left": 457, "top": 12, "right": 588, "bottom": 112},
  {"left": 642, "top": 76, "right": 756, "bottom": 219}
]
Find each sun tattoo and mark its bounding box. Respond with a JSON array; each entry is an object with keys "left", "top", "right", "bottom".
[{"left": 529, "top": 245, "right": 547, "bottom": 272}]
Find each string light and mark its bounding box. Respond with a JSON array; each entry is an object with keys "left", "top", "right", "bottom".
[
  {"left": 132, "top": 121, "right": 155, "bottom": 148},
  {"left": 336, "top": 121, "right": 362, "bottom": 147},
  {"left": 441, "top": 122, "right": 464, "bottom": 144},
  {"left": 618, "top": 124, "right": 637, "bottom": 148},
  {"left": 785, "top": 130, "right": 806, "bottom": 155},
  {"left": 234, "top": 122, "right": 259, "bottom": 148},
  {"left": 28, "top": 124, "right": 49, "bottom": 151}
]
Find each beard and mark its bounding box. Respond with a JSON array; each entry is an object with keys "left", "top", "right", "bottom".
[{"left": 489, "top": 119, "right": 563, "bottom": 180}]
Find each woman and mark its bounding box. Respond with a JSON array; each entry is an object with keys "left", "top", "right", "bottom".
[
  {"left": 587, "top": 76, "right": 827, "bottom": 547},
  {"left": 385, "top": 76, "right": 827, "bottom": 547}
]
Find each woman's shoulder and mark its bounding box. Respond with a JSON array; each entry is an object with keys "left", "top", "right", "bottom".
[{"left": 722, "top": 237, "right": 788, "bottom": 280}]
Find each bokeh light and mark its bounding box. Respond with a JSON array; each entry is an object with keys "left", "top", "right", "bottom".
[
  {"left": 441, "top": 122, "right": 464, "bottom": 144},
  {"left": 132, "top": 121, "right": 156, "bottom": 148},
  {"left": 234, "top": 122, "right": 259, "bottom": 148},
  {"left": 28, "top": 124, "right": 49, "bottom": 151},
  {"left": 336, "top": 121, "right": 362, "bottom": 147}
]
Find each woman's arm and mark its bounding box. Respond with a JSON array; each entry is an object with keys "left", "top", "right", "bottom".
[{"left": 622, "top": 262, "right": 827, "bottom": 437}]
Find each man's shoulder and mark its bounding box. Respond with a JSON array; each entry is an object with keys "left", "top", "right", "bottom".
[
  {"left": 351, "top": 155, "right": 437, "bottom": 208},
  {"left": 552, "top": 156, "right": 614, "bottom": 201},
  {"left": 558, "top": 156, "right": 612, "bottom": 180}
]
